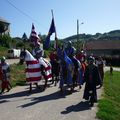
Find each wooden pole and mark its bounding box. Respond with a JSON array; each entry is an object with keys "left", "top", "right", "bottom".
[{"left": 51, "top": 9, "right": 58, "bottom": 49}]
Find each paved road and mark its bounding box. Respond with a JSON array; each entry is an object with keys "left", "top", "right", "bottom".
[
  {"left": 6, "top": 58, "right": 19, "bottom": 65},
  {"left": 0, "top": 83, "right": 101, "bottom": 120},
  {"left": 0, "top": 65, "right": 119, "bottom": 120}
]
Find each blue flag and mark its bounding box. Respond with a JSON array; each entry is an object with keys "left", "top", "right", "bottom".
[
  {"left": 63, "top": 51, "right": 73, "bottom": 85},
  {"left": 44, "top": 18, "right": 56, "bottom": 49}
]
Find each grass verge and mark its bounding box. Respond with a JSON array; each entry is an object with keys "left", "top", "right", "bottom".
[
  {"left": 10, "top": 63, "right": 26, "bottom": 87},
  {"left": 97, "top": 71, "right": 120, "bottom": 120},
  {"left": 0, "top": 46, "right": 8, "bottom": 57}
]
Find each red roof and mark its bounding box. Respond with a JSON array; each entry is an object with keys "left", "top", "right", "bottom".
[{"left": 84, "top": 40, "right": 120, "bottom": 50}]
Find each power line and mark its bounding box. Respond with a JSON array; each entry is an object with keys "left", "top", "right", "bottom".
[{"left": 5, "top": 0, "right": 47, "bottom": 31}]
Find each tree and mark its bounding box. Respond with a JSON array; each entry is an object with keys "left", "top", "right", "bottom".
[
  {"left": 0, "top": 22, "right": 7, "bottom": 35},
  {"left": 22, "top": 32, "right": 28, "bottom": 42}
]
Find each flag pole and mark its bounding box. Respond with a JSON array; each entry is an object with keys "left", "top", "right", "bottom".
[{"left": 51, "top": 9, "right": 58, "bottom": 49}]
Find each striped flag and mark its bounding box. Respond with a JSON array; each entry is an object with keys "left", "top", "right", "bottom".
[
  {"left": 25, "top": 50, "right": 52, "bottom": 83},
  {"left": 30, "top": 23, "right": 41, "bottom": 46},
  {"left": 25, "top": 60, "right": 42, "bottom": 83},
  {"left": 38, "top": 58, "right": 52, "bottom": 80}
]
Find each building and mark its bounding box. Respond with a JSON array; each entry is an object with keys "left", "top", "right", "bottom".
[
  {"left": 84, "top": 40, "right": 120, "bottom": 66},
  {"left": 0, "top": 17, "right": 10, "bottom": 35}
]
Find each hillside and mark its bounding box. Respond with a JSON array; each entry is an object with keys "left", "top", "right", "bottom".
[{"left": 63, "top": 30, "right": 120, "bottom": 42}]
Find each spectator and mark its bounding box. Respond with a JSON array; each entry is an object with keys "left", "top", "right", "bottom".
[{"left": 0, "top": 56, "right": 12, "bottom": 94}]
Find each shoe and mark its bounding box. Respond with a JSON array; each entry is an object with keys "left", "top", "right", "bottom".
[
  {"left": 7, "top": 89, "right": 10, "bottom": 92},
  {"left": 90, "top": 102, "right": 94, "bottom": 107}
]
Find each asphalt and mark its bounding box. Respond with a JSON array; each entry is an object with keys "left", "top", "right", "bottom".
[
  {"left": 0, "top": 81, "right": 101, "bottom": 120},
  {"left": 0, "top": 61, "right": 119, "bottom": 120}
]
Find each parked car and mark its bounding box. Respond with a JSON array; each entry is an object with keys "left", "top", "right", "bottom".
[{"left": 7, "top": 49, "right": 21, "bottom": 58}]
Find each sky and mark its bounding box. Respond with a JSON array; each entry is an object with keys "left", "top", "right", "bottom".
[{"left": 0, "top": 0, "right": 120, "bottom": 39}]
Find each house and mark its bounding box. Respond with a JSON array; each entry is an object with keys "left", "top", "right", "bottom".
[
  {"left": 0, "top": 17, "right": 10, "bottom": 35},
  {"left": 84, "top": 40, "right": 120, "bottom": 66}
]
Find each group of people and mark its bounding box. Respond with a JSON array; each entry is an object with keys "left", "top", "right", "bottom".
[
  {"left": 49, "top": 41, "right": 103, "bottom": 106},
  {"left": 0, "top": 41, "right": 103, "bottom": 107}
]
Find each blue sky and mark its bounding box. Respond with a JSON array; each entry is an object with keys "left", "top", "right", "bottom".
[{"left": 0, "top": 0, "right": 120, "bottom": 39}]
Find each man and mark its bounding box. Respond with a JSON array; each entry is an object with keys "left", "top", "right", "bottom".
[
  {"left": 32, "top": 42, "right": 44, "bottom": 59},
  {"left": 65, "top": 41, "right": 76, "bottom": 59},
  {"left": 49, "top": 49, "right": 60, "bottom": 85},
  {"left": 0, "top": 56, "right": 12, "bottom": 94},
  {"left": 83, "top": 56, "right": 102, "bottom": 107},
  {"left": 96, "top": 56, "right": 104, "bottom": 81}
]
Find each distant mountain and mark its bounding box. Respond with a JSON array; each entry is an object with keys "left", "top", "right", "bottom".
[{"left": 63, "top": 30, "right": 120, "bottom": 42}]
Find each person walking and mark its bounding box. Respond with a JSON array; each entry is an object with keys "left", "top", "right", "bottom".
[
  {"left": 83, "top": 56, "right": 102, "bottom": 107},
  {"left": 96, "top": 56, "right": 104, "bottom": 81}
]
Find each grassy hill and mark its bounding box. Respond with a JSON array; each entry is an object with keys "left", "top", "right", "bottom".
[{"left": 63, "top": 30, "right": 120, "bottom": 43}]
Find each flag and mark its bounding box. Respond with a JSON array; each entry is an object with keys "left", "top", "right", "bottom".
[
  {"left": 44, "top": 18, "right": 57, "bottom": 49},
  {"left": 25, "top": 50, "right": 42, "bottom": 83},
  {"left": 63, "top": 51, "right": 73, "bottom": 85},
  {"left": 30, "top": 23, "right": 41, "bottom": 46}
]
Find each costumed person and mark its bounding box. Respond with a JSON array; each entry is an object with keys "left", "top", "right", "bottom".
[
  {"left": 29, "top": 23, "right": 45, "bottom": 90},
  {"left": 65, "top": 41, "right": 76, "bottom": 59},
  {"left": 29, "top": 23, "right": 44, "bottom": 58},
  {"left": 0, "top": 56, "right": 12, "bottom": 94},
  {"left": 96, "top": 56, "right": 104, "bottom": 81},
  {"left": 49, "top": 48, "right": 60, "bottom": 85},
  {"left": 76, "top": 50, "right": 87, "bottom": 83},
  {"left": 58, "top": 46, "right": 74, "bottom": 93},
  {"left": 34, "top": 47, "right": 52, "bottom": 89},
  {"left": 71, "top": 52, "right": 83, "bottom": 89},
  {"left": 32, "top": 41, "right": 44, "bottom": 58},
  {"left": 83, "top": 56, "right": 102, "bottom": 107},
  {"left": 65, "top": 41, "right": 83, "bottom": 89}
]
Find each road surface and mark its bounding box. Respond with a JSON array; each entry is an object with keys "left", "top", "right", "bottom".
[
  {"left": 0, "top": 62, "right": 119, "bottom": 120},
  {"left": 0, "top": 83, "right": 101, "bottom": 120},
  {"left": 6, "top": 58, "right": 19, "bottom": 65}
]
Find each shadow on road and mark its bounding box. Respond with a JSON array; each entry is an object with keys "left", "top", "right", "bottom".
[
  {"left": 0, "top": 100, "right": 9, "bottom": 104},
  {"left": 19, "top": 90, "right": 66, "bottom": 108},
  {"left": 0, "top": 86, "right": 44, "bottom": 101},
  {"left": 18, "top": 89, "right": 80, "bottom": 108},
  {"left": 61, "top": 101, "right": 90, "bottom": 114}
]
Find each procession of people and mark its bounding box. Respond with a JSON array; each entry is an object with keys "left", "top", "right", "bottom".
[{"left": 0, "top": 23, "right": 104, "bottom": 107}]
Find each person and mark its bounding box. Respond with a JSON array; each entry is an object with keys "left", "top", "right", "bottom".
[
  {"left": 83, "top": 56, "right": 102, "bottom": 107},
  {"left": 32, "top": 41, "right": 44, "bottom": 59},
  {"left": 96, "top": 56, "right": 104, "bottom": 81},
  {"left": 76, "top": 50, "right": 87, "bottom": 82},
  {"left": 65, "top": 41, "right": 76, "bottom": 59},
  {"left": 0, "top": 56, "right": 12, "bottom": 94},
  {"left": 49, "top": 49, "right": 60, "bottom": 85},
  {"left": 110, "top": 64, "right": 113, "bottom": 75}
]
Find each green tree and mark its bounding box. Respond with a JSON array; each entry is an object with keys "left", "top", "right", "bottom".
[
  {"left": 22, "top": 32, "right": 28, "bottom": 42},
  {"left": 0, "top": 22, "right": 7, "bottom": 35}
]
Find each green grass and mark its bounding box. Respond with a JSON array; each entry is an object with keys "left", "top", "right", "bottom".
[
  {"left": 10, "top": 63, "right": 26, "bottom": 87},
  {"left": 97, "top": 71, "right": 120, "bottom": 120},
  {"left": 0, "top": 46, "right": 8, "bottom": 57}
]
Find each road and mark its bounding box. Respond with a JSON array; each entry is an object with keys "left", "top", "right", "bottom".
[
  {"left": 6, "top": 58, "right": 19, "bottom": 65},
  {"left": 0, "top": 83, "right": 101, "bottom": 120},
  {"left": 0, "top": 62, "right": 119, "bottom": 120}
]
